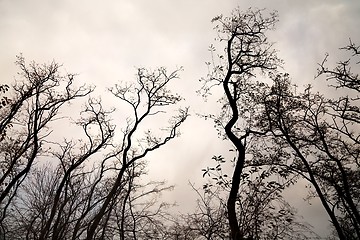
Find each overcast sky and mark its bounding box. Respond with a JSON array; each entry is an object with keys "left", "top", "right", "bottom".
[{"left": 1, "top": 0, "right": 360, "bottom": 237}]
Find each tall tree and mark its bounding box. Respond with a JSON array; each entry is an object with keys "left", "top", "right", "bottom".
[
  {"left": 316, "top": 40, "right": 360, "bottom": 239},
  {"left": 0, "top": 58, "right": 188, "bottom": 239},
  {"left": 200, "top": 8, "right": 281, "bottom": 239},
  {"left": 252, "top": 40, "right": 360, "bottom": 239},
  {"left": 0, "top": 56, "right": 92, "bottom": 235},
  {"left": 82, "top": 67, "right": 189, "bottom": 239}
]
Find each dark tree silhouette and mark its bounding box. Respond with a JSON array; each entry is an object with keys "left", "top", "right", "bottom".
[
  {"left": 200, "top": 7, "right": 360, "bottom": 240},
  {"left": 316, "top": 40, "right": 360, "bottom": 239},
  {"left": 199, "top": 155, "right": 317, "bottom": 240},
  {"left": 200, "top": 8, "right": 282, "bottom": 239},
  {"left": 3, "top": 8, "right": 358, "bottom": 240},
  {"left": 0, "top": 58, "right": 188, "bottom": 240},
  {"left": 5, "top": 160, "right": 175, "bottom": 240},
  {"left": 250, "top": 40, "right": 360, "bottom": 239},
  {"left": 0, "top": 56, "right": 92, "bottom": 236},
  {"left": 86, "top": 67, "right": 188, "bottom": 239}
]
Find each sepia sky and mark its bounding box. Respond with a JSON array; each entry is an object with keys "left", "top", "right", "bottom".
[{"left": 1, "top": 0, "right": 360, "bottom": 237}]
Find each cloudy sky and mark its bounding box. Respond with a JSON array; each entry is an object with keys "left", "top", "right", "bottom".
[{"left": 1, "top": 0, "right": 360, "bottom": 237}]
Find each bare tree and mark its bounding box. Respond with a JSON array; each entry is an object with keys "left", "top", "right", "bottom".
[
  {"left": 1, "top": 58, "right": 188, "bottom": 240},
  {"left": 36, "top": 98, "right": 115, "bottom": 240},
  {"left": 200, "top": 8, "right": 281, "bottom": 239},
  {"left": 251, "top": 40, "right": 360, "bottom": 239},
  {"left": 85, "top": 67, "right": 188, "bottom": 239},
  {"left": 107, "top": 161, "right": 175, "bottom": 240},
  {"left": 0, "top": 56, "right": 92, "bottom": 236},
  {"left": 315, "top": 40, "right": 359, "bottom": 239},
  {"left": 6, "top": 159, "right": 175, "bottom": 240}
]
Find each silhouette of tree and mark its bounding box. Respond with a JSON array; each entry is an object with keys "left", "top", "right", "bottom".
[
  {"left": 86, "top": 67, "right": 188, "bottom": 239},
  {"left": 199, "top": 8, "right": 283, "bottom": 239},
  {"left": 0, "top": 57, "right": 188, "bottom": 239},
  {"left": 177, "top": 182, "right": 228, "bottom": 239},
  {"left": 5, "top": 160, "right": 175, "bottom": 239},
  {"left": 0, "top": 84, "right": 10, "bottom": 142},
  {"left": 3, "top": 7, "right": 359, "bottom": 240},
  {"left": 250, "top": 40, "right": 360, "bottom": 239},
  {"left": 0, "top": 56, "right": 93, "bottom": 236},
  {"left": 313, "top": 40, "right": 359, "bottom": 239},
  {"left": 200, "top": 7, "right": 360, "bottom": 240},
  {"left": 199, "top": 155, "right": 317, "bottom": 240},
  {"left": 35, "top": 97, "right": 115, "bottom": 240}
]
